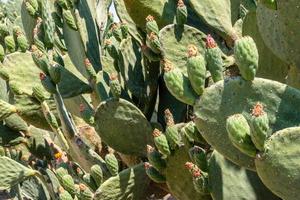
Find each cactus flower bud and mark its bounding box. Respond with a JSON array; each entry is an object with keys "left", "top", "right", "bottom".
[
  {"left": 109, "top": 73, "right": 122, "bottom": 99},
  {"left": 146, "top": 145, "right": 166, "bottom": 171},
  {"left": 144, "top": 162, "right": 166, "bottom": 183}
]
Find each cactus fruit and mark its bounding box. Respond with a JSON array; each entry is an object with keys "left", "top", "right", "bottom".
[
  {"left": 250, "top": 102, "right": 270, "bottom": 151},
  {"left": 90, "top": 164, "right": 103, "bottom": 187},
  {"left": 63, "top": 9, "right": 77, "bottom": 30},
  {"left": 176, "top": 0, "right": 187, "bottom": 25},
  {"left": 0, "top": 100, "right": 18, "bottom": 120},
  {"left": 234, "top": 36, "right": 259, "bottom": 81},
  {"left": 146, "top": 145, "right": 166, "bottom": 171},
  {"left": 109, "top": 73, "right": 121, "bottom": 98},
  {"left": 0, "top": 44, "right": 4, "bottom": 62},
  {"left": 49, "top": 63, "right": 62, "bottom": 84},
  {"left": 226, "top": 114, "right": 257, "bottom": 157},
  {"left": 144, "top": 162, "right": 166, "bottom": 183},
  {"left": 61, "top": 174, "right": 76, "bottom": 196},
  {"left": 58, "top": 187, "right": 73, "bottom": 200},
  {"left": 205, "top": 34, "right": 224, "bottom": 82},
  {"left": 186, "top": 44, "right": 206, "bottom": 95},
  {"left": 152, "top": 128, "right": 171, "bottom": 158},
  {"left": 164, "top": 109, "right": 182, "bottom": 149},
  {"left": 145, "top": 15, "right": 159, "bottom": 35},
  {"left": 163, "top": 59, "right": 197, "bottom": 106},
  {"left": 146, "top": 32, "right": 161, "bottom": 54},
  {"left": 4, "top": 35, "right": 16, "bottom": 53},
  {"left": 105, "top": 151, "right": 119, "bottom": 176}
]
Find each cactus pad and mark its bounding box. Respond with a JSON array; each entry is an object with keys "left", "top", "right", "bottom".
[
  {"left": 255, "top": 127, "right": 300, "bottom": 200},
  {"left": 94, "top": 98, "right": 152, "bottom": 156}
]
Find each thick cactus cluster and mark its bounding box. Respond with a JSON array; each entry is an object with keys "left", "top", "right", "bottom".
[{"left": 0, "top": 0, "right": 298, "bottom": 199}]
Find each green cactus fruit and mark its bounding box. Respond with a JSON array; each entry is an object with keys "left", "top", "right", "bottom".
[
  {"left": 109, "top": 73, "right": 121, "bottom": 99},
  {"left": 111, "top": 23, "right": 122, "bottom": 42},
  {"left": 163, "top": 60, "right": 197, "bottom": 106},
  {"left": 146, "top": 145, "right": 166, "bottom": 172},
  {"left": 0, "top": 44, "right": 5, "bottom": 62},
  {"left": 32, "top": 85, "right": 47, "bottom": 102},
  {"left": 0, "top": 68, "right": 9, "bottom": 81},
  {"left": 90, "top": 164, "right": 103, "bottom": 187},
  {"left": 141, "top": 44, "right": 160, "bottom": 62},
  {"left": 234, "top": 36, "right": 259, "bottom": 81},
  {"left": 61, "top": 174, "right": 76, "bottom": 196},
  {"left": 63, "top": 9, "right": 78, "bottom": 30},
  {"left": 205, "top": 34, "right": 224, "bottom": 82},
  {"left": 78, "top": 184, "right": 93, "bottom": 200},
  {"left": 84, "top": 58, "right": 97, "bottom": 82},
  {"left": 56, "top": 0, "right": 69, "bottom": 9},
  {"left": 25, "top": 1, "right": 37, "bottom": 17},
  {"left": 192, "top": 170, "right": 209, "bottom": 194},
  {"left": 187, "top": 45, "right": 206, "bottom": 95},
  {"left": 49, "top": 63, "right": 62, "bottom": 84},
  {"left": 259, "top": 0, "right": 277, "bottom": 10},
  {"left": 226, "top": 114, "right": 257, "bottom": 157},
  {"left": 104, "top": 39, "right": 119, "bottom": 60},
  {"left": 181, "top": 122, "right": 206, "bottom": 145},
  {"left": 27, "top": 0, "right": 39, "bottom": 12},
  {"left": 4, "top": 35, "right": 16, "bottom": 53},
  {"left": 176, "top": 0, "right": 187, "bottom": 25},
  {"left": 145, "top": 15, "right": 159, "bottom": 35},
  {"left": 120, "top": 21, "right": 129, "bottom": 38},
  {"left": 164, "top": 109, "right": 181, "bottom": 149},
  {"left": 250, "top": 102, "right": 270, "bottom": 151},
  {"left": 79, "top": 104, "right": 95, "bottom": 125},
  {"left": 40, "top": 73, "right": 56, "bottom": 94},
  {"left": 45, "top": 110, "right": 59, "bottom": 129},
  {"left": 105, "top": 152, "right": 119, "bottom": 176},
  {"left": 16, "top": 34, "right": 29, "bottom": 52},
  {"left": 146, "top": 32, "right": 161, "bottom": 54},
  {"left": 0, "top": 24, "right": 9, "bottom": 38},
  {"left": 56, "top": 166, "right": 69, "bottom": 181},
  {"left": 0, "top": 100, "right": 17, "bottom": 120},
  {"left": 59, "top": 187, "right": 73, "bottom": 200},
  {"left": 144, "top": 162, "right": 166, "bottom": 183},
  {"left": 153, "top": 128, "right": 170, "bottom": 158},
  {"left": 52, "top": 12, "right": 64, "bottom": 28},
  {"left": 189, "top": 146, "right": 208, "bottom": 172},
  {"left": 31, "top": 47, "right": 50, "bottom": 74}
]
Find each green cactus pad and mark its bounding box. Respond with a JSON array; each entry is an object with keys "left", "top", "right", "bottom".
[
  {"left": 189, "top": 0, "right": 236, "bottom": 42},
  {"left": 159, "top": 24, "right": 206, "bottom": 74},
  {"left": 0, "top": 156, "right": 37, "bottom": 190},
  {"left": 1, "top": 52, "right": 91, "bottom": 98},
  {"left": 256, "top": 1, "right": 300, "bottom": 68},
  {"left": 165, "top": 146, "right": 211, "bottom": 200},
  {"left": 255, "top": 127, "right": 300, "bottom": 200},
  {"left": 94, "top": 98, "right": 152, "bottom": 156},
  {"left": 94, "top": 163, "right": 150, "bottom": 200},
  {"left": 194, "top": 77, "right": 300, "bottom": 169},
  {"left": 209, "top": 151, "right": 280, "bottom": 200}
]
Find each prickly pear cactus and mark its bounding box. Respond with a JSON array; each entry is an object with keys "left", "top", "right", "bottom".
[{"left": 194, "top": 77, "right": 300, "bottom": 169}]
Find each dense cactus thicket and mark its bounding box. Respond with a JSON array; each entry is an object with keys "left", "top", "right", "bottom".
[{"left": 0, "top": 0, "right": 299, "bottom": 199}]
